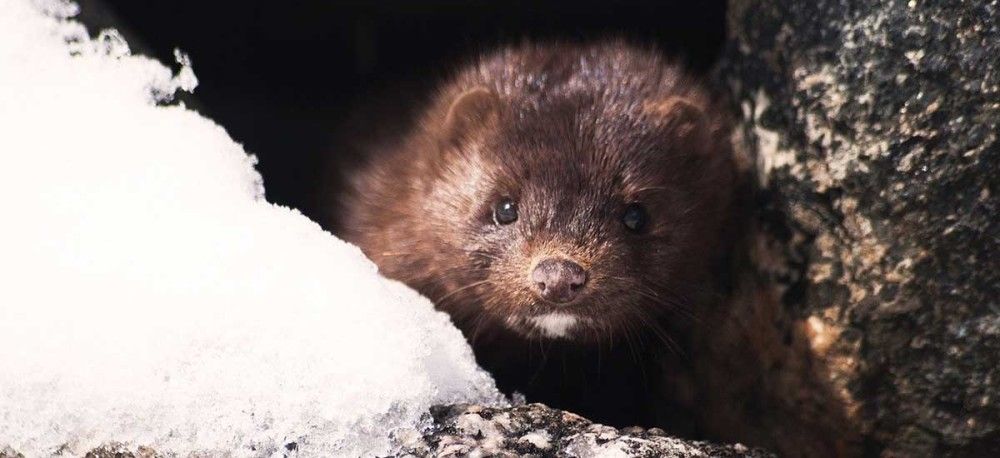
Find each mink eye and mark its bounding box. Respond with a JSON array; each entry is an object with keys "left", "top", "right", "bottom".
[
  {"left": 622, "top": 203, "right": 648, "bottom": 232},
  {"left": 493, "top": 198, "right": 519, "bottom": 225}
]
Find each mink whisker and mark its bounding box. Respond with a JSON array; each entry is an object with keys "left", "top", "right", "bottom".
[{"left": 434, "top": 280, "right": 494, "bottom": 304}]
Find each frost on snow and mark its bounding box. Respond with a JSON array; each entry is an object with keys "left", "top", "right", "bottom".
[{"left": 0, "top": 0, "right": 501, "bottom": 456}]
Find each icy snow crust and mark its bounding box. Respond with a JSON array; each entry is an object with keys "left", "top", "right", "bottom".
[{"left": 0, "top": 1, "right": 500, "bottom": 455}]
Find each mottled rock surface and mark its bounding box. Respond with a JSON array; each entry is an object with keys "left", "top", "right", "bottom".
[
  {"left": 0, "top": 404, "right": 771, "bottom": 457},
  {"left": 723, "top": 0, "right": 1000, "bottom": 455},
  {"left": 401, "top": 403, "right": 772, "bottom": 457}
]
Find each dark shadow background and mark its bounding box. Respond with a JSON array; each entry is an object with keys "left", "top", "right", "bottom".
[{"left": 77, "top": 0, "right": 727, "bottom": 222}]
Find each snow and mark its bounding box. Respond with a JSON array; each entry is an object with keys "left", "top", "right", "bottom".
[{"left": 0, "top": 0, "right": 501, "bottom": 456}]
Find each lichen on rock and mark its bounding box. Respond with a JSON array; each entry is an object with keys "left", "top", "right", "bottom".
[
  {"left": 401, "top": 403, "right": 773, "bottom": 457},
  {"left": 723, "top": 0, "right": 1000, "bottom": 455}
]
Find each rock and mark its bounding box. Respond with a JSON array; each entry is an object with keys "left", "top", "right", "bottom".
[
  {"left": 0, "top": 404, "right": 768, "bottom": 457},
  {"left": 405, "top": 403, "right": 773, "bottom": 457},
  {"left": 0, "top": 404, "right": 775, "bottom": 458},
  {"left": 83, "top": 443, "right": 159, "bottom": 458},
  {"left": 722, "top": 0, "right": 1000, "bottom": 455},
  {"left": 0, "top": 443, "right": 160, "bottom": 458},
  {"left": 0, "top": 446, "right": 24, "bottom": 458}
]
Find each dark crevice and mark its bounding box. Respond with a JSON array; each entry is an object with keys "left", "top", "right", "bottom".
[{"left": 77, "top": 0, "right": 727, "bottom": 222}]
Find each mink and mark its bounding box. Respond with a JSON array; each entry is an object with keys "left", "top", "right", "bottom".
[{"left": 333, "top": 41, "right": 740, "bottom": 434}]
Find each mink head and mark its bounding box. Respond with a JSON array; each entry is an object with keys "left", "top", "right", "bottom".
[{"left": 348, "top": 46, "right": 737, "bottom": 343}]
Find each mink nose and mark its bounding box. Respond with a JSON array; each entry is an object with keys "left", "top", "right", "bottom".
[{"left": 530, "top": 258, "right": 588, "bottom": 303}]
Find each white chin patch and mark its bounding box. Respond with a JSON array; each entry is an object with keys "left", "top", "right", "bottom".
[{"left": 528, "top": 312, "right": 579, "bottom": 338}]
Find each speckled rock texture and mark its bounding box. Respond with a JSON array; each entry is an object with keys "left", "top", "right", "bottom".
[
  {"left": 0, "top": 404, "right": 771, "bottom": 457},
  {"left": 723, "top": 0, "right": 1000, "bottom": 455},
  {"left": 400, "top": 403, "right": 773, "bottom": 457}
]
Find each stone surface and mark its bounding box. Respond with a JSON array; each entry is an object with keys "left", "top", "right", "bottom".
[
  {"left": 0, "top": 404, "right": 771, "bottom": 457},
  {"left": 401, "top": 403, "right": 773, "bottom": 457},
  {"left": 723, "top": 0, "right": 1000, "bottom": 455}
]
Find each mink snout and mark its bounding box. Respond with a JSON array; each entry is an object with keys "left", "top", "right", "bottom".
[{"left": 530, "top": 258, "right": 588, "bottom": 303}]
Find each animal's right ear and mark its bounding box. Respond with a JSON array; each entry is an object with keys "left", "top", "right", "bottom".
[
  {"left": 643, "top": 96, "right": 705, "bottom": 138},
  {"left": 442, "top": 87, "right": 499, "bottom": 142}
]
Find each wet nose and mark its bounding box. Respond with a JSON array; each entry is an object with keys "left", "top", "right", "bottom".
[{"left": 530, "top": 258, "right": 588, "bottom": 303}]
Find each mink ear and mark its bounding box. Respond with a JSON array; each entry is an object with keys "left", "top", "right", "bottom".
[
  {"left": 442, "top": 87, "right": 499, "bottom": 141},
  {"left": 644, "top": 96, "right": 705, "bottom": 136}
]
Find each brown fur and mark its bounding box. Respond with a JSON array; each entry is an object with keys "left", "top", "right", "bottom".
[
  {"left": 340, "top": 41, "right": 735, "bottom": 340},
  {"left": 332, "top": 41, "right": 856, "bottom": 456}
]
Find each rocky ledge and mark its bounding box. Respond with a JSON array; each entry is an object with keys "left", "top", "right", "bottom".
[
  {"left": 0, "top": 404, "right": 771, "bottom": 458},
  {"left": 400, "top": 403, "right": 772, "bottom": 457}
]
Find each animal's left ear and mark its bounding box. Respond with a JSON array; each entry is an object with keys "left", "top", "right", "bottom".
[
  {"left": 643, "top": 96, "right": 705, "bottom": 137},
  {"left": 442, "top": 87, "right": 500, "bottom": 141}
]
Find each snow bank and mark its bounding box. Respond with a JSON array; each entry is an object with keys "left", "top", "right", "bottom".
[{"left": 0, "top": 0, "right": 500, "bottom": 455}]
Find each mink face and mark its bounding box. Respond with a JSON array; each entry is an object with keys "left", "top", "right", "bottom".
[{"left": 340, "top": 42, "right": 736, "bottom": 344}]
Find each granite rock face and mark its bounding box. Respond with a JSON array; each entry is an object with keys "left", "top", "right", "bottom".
[
  {"left": 401, "top": 403, "right": 772, "bottom": 457},
  {"left": 0, "top": 404, "right": 771, "bottom": 457},
  {"left": 723, "top": 0, "right": 1000, "bottom": 455}
]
